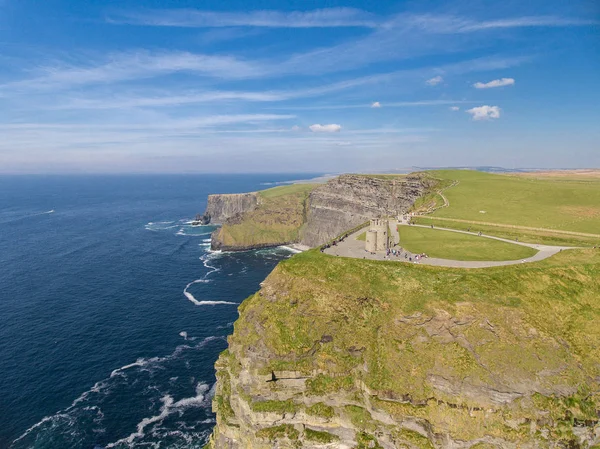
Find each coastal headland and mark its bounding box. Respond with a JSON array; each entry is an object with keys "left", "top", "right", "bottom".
[{"left": 203, "top": 169, "right": 600, "bottom": 449}]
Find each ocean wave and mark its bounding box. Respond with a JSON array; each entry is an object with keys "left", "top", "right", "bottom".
[
  {"left": 106, "top": 383, "right": 214, "bottom": 448},
  {"left": 11, "top": 336, "right": 223, "bottom": 449},
  {"left": 0, "top": 209, "right": 55, "bottom": 225}
]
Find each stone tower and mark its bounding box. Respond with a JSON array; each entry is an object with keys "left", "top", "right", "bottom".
[
  {"left": 365, "top": 218, "right": 389, "bottom": 252},
  {"left": 365, "top": 229, "right": 378, "bottom": 253}
]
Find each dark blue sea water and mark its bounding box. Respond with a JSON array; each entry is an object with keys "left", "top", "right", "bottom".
[{"left": 0, "top": 174, "right": 316, "bottom": 449}]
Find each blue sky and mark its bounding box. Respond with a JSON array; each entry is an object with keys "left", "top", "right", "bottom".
[{"left": 0, "top": 0, "right": 598, "bottom": 173}]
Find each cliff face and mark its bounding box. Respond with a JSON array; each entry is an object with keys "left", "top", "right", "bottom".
[
  {"left": 207, "top": 250, "right": 600, "bottom": 449},
  {"left": 301, "top": 174, "right": 434, "bottom": 247},
  {"left": 205, "top": 193, "right": 259, "bottom": 224},
  {"left": 208, "top": 184, "right": 316, "bottom": 252},
  {"left": 205, "top": 175, "right": 435, "bottom": 251}
]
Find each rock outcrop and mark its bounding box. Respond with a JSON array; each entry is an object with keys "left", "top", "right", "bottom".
[
  {"left": 204, "top": 193, "right": 259, "bottom": 224},
  {"left": 301, "top": 174, "right": 435, "bottom": 247},
  {"left": 207, "top": 250, "right": 600, "bottom": 449}
]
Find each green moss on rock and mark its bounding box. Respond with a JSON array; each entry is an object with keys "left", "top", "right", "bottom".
[{"left": 304, "top": 428, "right": 339, "bottom": 443}]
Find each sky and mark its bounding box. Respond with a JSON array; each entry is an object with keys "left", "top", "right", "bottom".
[{"left": 0, "top": 0, "right": 598, "bottom": 173}]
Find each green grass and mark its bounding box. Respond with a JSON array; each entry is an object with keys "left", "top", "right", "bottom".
[
  {"left": 256, "top": 424, "right": 299, "bottom": 442},
  {"left": 356, "top": 231, "right": 366, "bottom": 241},
  {"left": 398, "top": 226, "right": 537, "bottom": 261},
  {"left": 258, "top": 183, "right": 320, "bottom": 199},
  {"left": 305, "top": 402, "right": 336, "bottom": 419},
  {"left": 216, "top": 183, "right": 318, "bottom": 248},
  {"left": 425, "top": 170, "right": 600, "bottom": 236},
  {"left": 304, "top": 428, "right": 339, "bottom": 443},
  {"left": 250, "top": 399, "right": 299, "bottom": 414},
  {"left": 413, "top": 216, "right": 600, "bottom": 247},
  {"left": 227, "top": 247, "right": 600, "bottom": 444}
]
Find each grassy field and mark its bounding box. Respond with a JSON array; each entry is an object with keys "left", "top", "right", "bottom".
[
  {"left": 225, "top": 247, "right": 600, "bottom": 445},
  {"left": 216, "top": 183, "right": 318, "bottom": 248},
  {"left": 426, "top": 170, "right": 600, "bottom": 236},
  {"left": 413, "top": 216, "right": 600, "bottom": 247},
  {"left": 398, "top": 226, "right": 537, "bottom": 261}
]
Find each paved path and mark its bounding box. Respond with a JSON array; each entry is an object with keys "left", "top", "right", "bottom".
[{"left": 323, "top": 222, "right": 576, "bottom": 269}]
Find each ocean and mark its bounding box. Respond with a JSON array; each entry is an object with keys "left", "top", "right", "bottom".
[{"left": 0, "top": 174, "right": 317, "bottom": 449}]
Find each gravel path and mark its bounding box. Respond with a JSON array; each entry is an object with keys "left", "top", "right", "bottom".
[{"left": 323, "top": 222, "right": 576, "bottom": 269}]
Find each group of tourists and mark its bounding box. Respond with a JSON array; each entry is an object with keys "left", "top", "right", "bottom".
[{"left": 379, "top": 247, "right": 429, "bottom": 263}]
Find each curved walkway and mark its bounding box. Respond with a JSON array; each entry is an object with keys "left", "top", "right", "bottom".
[{"left": 323, "top": 221, "right": 577, "bottom": 269}]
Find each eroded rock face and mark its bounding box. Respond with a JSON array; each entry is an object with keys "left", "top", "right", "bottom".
[
  {"left": 301, "top": 174, "right": 433, "bottom": 247},
  {"left": 206, "top": 251, "right": 600, "bottom": 449},
  {"left": 205, "top": 193, "right": 259, "bottom": 224}
]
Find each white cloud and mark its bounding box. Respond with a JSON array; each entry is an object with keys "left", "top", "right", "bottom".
[
  {"left": 426, "top": 75, "right": 443, "bottom": 86},
  {"left": 450, "top": 106, "right": 460, "bottom": 111},
  {"left": 466, "top": 105, "right": 501, "bottom": 120},
  {"left": 371, "top": 101, "right": 381, "bottom": 108},
  {"left": 309, "top": 124, "right": 342, "bottom": 133},
  {"left": 473, "top": 78, "right": 515, "bottom": 89},
  {"left": 109, "top": 8, "right": 378, "bottom": 28},
  {"left": 291, "top": 125, "right": 301, "bottom": 131}
]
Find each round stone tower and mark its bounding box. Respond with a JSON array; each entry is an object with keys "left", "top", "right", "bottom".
[
  {"left": 365, "top": 218, "right": 389, "bottom": 252},
  {"left": 365, "top": 230, "right": 377, "bottom": 253}
]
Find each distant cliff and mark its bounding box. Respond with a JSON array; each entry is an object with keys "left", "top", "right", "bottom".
[
  {"left": 205, "top": 193, "right": 259, "bottom": 224},
  {"left": 301, "top": 174, "right": 435, "bottom": 247},
  {"left": 205, "top": 174, "right": 436, "bottom": 251},
  {"left": 207, "top": 184, "right": 315, "bottom": 252}
]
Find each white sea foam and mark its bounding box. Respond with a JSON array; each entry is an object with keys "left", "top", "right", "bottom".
[
  {"left": 145, "top": 220, "right": 179, "bottom": 231},
  {"left": 179, "top": 331, "right": 188, "bottom": 340},
  {"left": 110, "top": 359, "right": 148, "bottom": 378},
  {"left": 106, "top": 382, "right": 214, "bottom": 447},
  {"left": 279, "top": 245, "right": 303, "bottom": 254},
  {"left": 183, "top": 287, "right": 235, "bottom": 306},
  {"left": 11, "top": 413, "right": 74, "bottom": 445}
]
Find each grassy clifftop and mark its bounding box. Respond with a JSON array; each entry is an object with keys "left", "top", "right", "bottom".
[
  {"left": 213, "top": 184, "right": 318, "bottom": 250},
  {"left": 414, "top": 170, "right": 600, "bottom": 246},
  {"left": 213, "top": 248, "right": 600, "bottom": 447}
]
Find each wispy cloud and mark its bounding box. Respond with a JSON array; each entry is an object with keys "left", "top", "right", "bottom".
[
  {"left": 457, "top": 16, "right": 598, "bottom": 32},
  {"left": 272, "top": 100, "right": 474, "bottom": 110},
  {"left": 474, "top": 77, "right": 515, "bottom": 89},
  {"left": 426, "top": 75, "right": 443, "bottom": 86},
  {"left": 0, "top": 51, "right": 264, "bottom": 93},
  {"left": 309, "top": 124, "right": 342, "bottom": 133},
  {"left": 108, "top": 8, "right": 378, "bottom": 28},
  {"left": 53, "top": 90, "right": 285, "bottom": 110}
]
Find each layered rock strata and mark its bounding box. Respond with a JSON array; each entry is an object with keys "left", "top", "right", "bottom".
[
  {"left": 301, "top": 174, "right": 434, "bottom": 247},
  {"left": 207, "top": 250, "right": 600, "bottom": 448},
  {"left": 205, "top": 193, "right": 259, "bottom": 224}
]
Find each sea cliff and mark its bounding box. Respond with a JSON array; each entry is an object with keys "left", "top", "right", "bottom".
[
  {"left": 206, "top": 249, "right": 600, "bottom": 448},
  {"left": 301, "top": 174, "right": 435, "bottom": 248},
  {"left": 206, "top": 174, "right": 436, "bottom": 251},
  {"left": 205, "top": 192, "right": 259, "bottom": 224}
]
